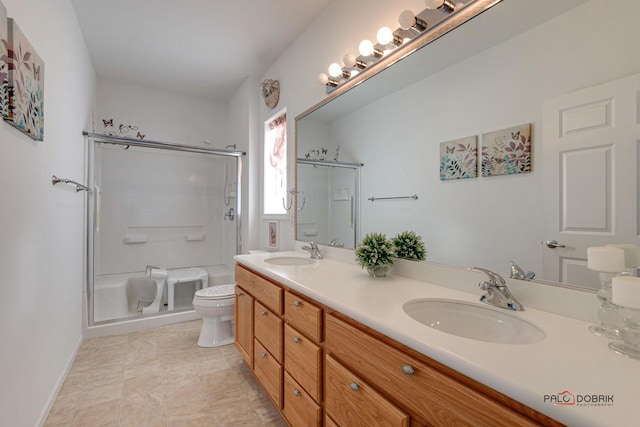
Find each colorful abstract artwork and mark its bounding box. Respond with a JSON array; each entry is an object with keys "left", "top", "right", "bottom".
[
  {"left": 4, "top": 18, "right": 44, "bottom": 141},
  {"left": 0, "top": 1, "right": 8, "bottom": 118},
  {"left": 439, "top": 136, "right": 478, "bottom": 180},
  {"left": 481, "top": 124, "right": 532, "bottom": 177}
]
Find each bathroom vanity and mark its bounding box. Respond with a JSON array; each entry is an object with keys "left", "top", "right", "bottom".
[{"left": 234, "top": 252, "right": 640, "bottom": 426}]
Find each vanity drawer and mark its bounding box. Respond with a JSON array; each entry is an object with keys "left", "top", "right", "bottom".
[
  {"left": 235, "top": 265, "right": 283, "bottom": 315},
  {"left": 284, "top": 291, "right": 322, "bottom": 343},
  {"left": 325, "top": 314, "right": 539, "bottom": 427},
  {"left": 253, "top": 339, "right": 282, "bottom": 409},
  {"left": 283, "top": 371, "right": 321, "bottom": 427},
  {"left": 254, "top": 301, "right": 283, "bottom": 362},
  {"left": 284, "top": 324, "right": 322, "bottom": 402},
  {"left": 325, "top": 355, "right": 409, "bottom": 427}
]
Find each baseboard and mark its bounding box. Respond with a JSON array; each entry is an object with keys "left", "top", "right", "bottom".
[{"left": 37, "top": 334, "right": 84, "bottom": 427}]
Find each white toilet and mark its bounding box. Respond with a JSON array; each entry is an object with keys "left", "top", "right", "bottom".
[{"left": 192, "top": 284, "right": 236, "bottom": 347}]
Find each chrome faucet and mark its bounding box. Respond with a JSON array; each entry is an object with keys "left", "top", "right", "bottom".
[
  {"left": 302, "top": 241, "right": 323, "bottom": 259},
  {"left": 472, "top": 267, "right": 524, "bottom": 311},
  {"left": 510, "top": 260, "right": 535, "bottom": 281}
]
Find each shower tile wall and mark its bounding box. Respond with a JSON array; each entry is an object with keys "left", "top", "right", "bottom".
[{"left": 94, "top": 145, "right": 231, "bottom": 276}]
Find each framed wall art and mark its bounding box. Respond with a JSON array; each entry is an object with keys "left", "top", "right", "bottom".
[
  {"left": 268, "top": 221, "right": 279, "bottom": 250},
  {"left": 481, "top": 123, "right": 531, "bottom": 177},
  {"left": 5, "top": 18, "right": 44, "bottom": 141},
  {"left": 439, "top": 135, "right": 478, "bottom": 180},
  {"left": 0, "top": 0, "right": 8, "bottom": 118}
]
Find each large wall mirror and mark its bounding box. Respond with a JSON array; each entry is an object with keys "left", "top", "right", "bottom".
[{"left": 295, "top": 0, "right": 640, "bottom": 290}]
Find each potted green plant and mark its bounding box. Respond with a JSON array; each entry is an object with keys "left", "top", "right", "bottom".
[
  {"left": 393, "top": 231, "right": 427, "bottom": 261},
  {"left": 355, "top": 232, "right": 396, "bottom": 277}
]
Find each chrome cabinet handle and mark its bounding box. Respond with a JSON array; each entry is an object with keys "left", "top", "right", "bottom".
[
  {"left": 293, "top": 389, "right": 301, "bottom": 397},
  {"left": 238, "top": 292, "right": 244, "bottom": 297},
  {"left": 545, "top": 240, "right": 566, "bottom": 249},
  {"left": 260, "top": 353, "right": 267, "bottom": 359},
  {"left": 402, "top": 365, "right": 415, "bottom": 376},
  {"left": 293, "top": 300, "right": 301, "bottom": 307},
  {"left": 261, "top": 311, "right": 267, "bottom": 316},
  {"left": 350, "top": 382, "right": 360, "bottom": 391},
  {"left": 293, "top": 336, "right": 301, "bottom": 343}
]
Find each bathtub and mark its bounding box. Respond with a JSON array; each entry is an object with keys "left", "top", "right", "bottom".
[{"left": 86, "top": 265, "right": 234, "bottom": 338}]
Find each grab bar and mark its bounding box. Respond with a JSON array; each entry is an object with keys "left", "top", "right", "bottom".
[
  {"left": 368, "top": 194, "right": 418, "bottom": 202},
  {"left": 52, "top": 175, "right": 91, "bottom": 192}
]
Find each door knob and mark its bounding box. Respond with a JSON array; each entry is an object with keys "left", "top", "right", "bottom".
[{"left": 544, "top": 240, "right": 566, "bottom": 249}]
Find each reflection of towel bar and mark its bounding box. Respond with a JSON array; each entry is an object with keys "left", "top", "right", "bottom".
[{"left": 368, "top": 194, "right": 418, "bottom": 202}]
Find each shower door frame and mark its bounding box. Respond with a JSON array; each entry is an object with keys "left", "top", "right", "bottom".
[{"left": 83, "top": 132, "right": 245, "bottom": 326}]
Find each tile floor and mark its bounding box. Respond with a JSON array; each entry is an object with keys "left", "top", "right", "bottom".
[{"left": 44, "top": 320, "right": 287, "bottom": 427}]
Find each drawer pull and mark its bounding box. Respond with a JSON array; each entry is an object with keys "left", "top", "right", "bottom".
[
  {"left": 261, "top": 311, "right": 267, "bottom": 316},
  {"left": 238, "top": 292, "right": 244, "bottom": 297},
  {"left": 293, "top": 300, "right": 301, "bottom": 307},
  {"left": 350, "top": 382, "right": 360, "bottom": 392},
  {"left": 293, "top": 389, "right": 301, "bottom": 397},
  {"left": 402, "top": 365, "right": 415, "bottom": 375},
  {"left": 293, "top": 336, "right": 301, "bottom": 344},
  {"left": 260, "top": 353, "right": 267, "bottom": 359}
]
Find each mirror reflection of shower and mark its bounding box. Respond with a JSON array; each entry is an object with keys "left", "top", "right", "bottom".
[{"left": 87, "top": 135, "right": 243, "bottom": 325}]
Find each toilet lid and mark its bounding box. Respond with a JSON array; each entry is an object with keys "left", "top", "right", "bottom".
[{"left": 195, "top": 284, "right": 235, "bottom": 299}]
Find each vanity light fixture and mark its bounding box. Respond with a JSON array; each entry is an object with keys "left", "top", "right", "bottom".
[
  {"left": 317, "top": 0, "right": 475, "bottom": 93},
  {"left": 398, "top": 10, "right": 427, "bottom": 33},
  {"left": 424, "top": 0, "right": 456, "bottom": 14}
]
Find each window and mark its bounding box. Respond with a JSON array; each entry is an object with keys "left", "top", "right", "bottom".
[{"left": 263, "top": 109, "right": 287, "bottom": 216}]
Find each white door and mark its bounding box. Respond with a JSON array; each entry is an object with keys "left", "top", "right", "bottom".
[{"left": 543, "top": 73, "right": 640, "bottom": 289}]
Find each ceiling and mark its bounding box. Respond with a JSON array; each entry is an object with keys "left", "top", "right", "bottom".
[{"left": 70, "top": 0, "right": 332, "bottom": 102}]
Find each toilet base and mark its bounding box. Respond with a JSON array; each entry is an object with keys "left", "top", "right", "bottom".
[{"left": 197, "top": 315, "right": 234, "bottom": 348}]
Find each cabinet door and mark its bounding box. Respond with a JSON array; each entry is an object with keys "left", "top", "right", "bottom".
[
  {"left": 234, "top": 286, "right": 253, "bottom": 367},
  {"left": 325, "top": 355, "right": 409, "bottom": 427}
]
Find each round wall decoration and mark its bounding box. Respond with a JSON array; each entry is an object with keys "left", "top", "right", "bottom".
[{"left": 262, "top": 79, "right": 280, "bottom": 109}]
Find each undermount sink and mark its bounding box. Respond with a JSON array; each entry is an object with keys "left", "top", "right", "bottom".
[
  {"left": 264, "top": 256, "right": 315, "bottom": 266},
  {"left": 403, "top": 298, "right": 546, "bottom": 345}
]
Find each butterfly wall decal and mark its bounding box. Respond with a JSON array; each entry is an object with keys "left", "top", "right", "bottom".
[
  {"left": 103, "top": 119, "right": 113, "bottom": 127},
  {"left": 136, "top": 132, "right": 145, "bottom": 140},
  {"left": 445, "top": 146, "right": 455, "bottom": 154}
]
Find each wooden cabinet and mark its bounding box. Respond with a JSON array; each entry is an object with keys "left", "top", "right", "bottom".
[
  {"left": 234, "top": 263, "right": 559, "bottom": 427},
  {"left": 325, "top": 355, "right": 409, "bottom": 427},
  {"left": 234, "top": 285, "right": 253, "bottom": 367}
]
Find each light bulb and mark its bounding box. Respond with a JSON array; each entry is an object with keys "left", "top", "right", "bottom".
[
  {"left": 328, "top": 63, "right": 343, "bottom": 78},
  {"left": 359, "top": 39, "right": 374, "bottom": 57},
  {"left": 376, "top": 27, "right": 393, "bottom": 45},
  {"left": 424, "top": 0, "right": 444, "bottom": 9},
  {"left": 343, "top": 53, "right": 357, "bottom": 68},
  {"left": 317, "top": 73, "right": 329, "bottom": 85},
  {"left": 398, "top": 10, "right": 416, "bottom": 30}
]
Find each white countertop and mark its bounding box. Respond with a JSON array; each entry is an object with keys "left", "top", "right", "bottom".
[{"left": 235, "top": 251, "right": 640, "bottom": 427}]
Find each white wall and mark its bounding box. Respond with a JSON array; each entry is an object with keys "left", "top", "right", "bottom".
[
  {"left": 0, "top": 0, "right": 96, "bottom": 425},
  {"left": 95, "top": 79, "right": 229, "bottom": 147}
]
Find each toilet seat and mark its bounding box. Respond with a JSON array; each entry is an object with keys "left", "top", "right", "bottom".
[{"left": 195, "top": 284, "right": 235, "bottom": 300}]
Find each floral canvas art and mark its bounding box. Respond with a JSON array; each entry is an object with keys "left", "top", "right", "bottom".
[
  {"left": 481, "top": 123, "right": 531, "bottom": 177},
  {"left": 439, "top": 136, "right": 477, "bottom": 180},
  {"left": 4, "top": 18, "right": 44, "bottom": 141},
  {"left": 0, "top": 1, "right": 8, "bottom": 118}
]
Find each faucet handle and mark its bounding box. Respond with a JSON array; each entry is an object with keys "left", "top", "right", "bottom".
[
  {"left": 306, "top": 241, "right": 319, "bottom": 249},
  {"left": 471, "top": 267, "right": 506, "bottom": 287}
]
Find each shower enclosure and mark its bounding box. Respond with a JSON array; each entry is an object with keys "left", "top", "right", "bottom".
[{"left": 84, "top": 133, "right": 243, "bottom": 326}]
